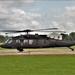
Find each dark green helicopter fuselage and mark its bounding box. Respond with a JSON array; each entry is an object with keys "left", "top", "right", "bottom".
[{"left": 1, "top": 34, "right": 75, "bottom": 52}]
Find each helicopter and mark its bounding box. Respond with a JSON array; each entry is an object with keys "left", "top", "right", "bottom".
[{"left": 0, "top": 28, "right": 75, "bottom": 52}]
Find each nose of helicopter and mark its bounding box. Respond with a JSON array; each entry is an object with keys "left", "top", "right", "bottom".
[{"left": 0, "top": 44, "right": 5, "bottom": 48}]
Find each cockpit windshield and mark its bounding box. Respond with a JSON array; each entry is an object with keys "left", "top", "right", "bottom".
[{"left": 5, "top": 38, "right": 12, "bottom": 44}]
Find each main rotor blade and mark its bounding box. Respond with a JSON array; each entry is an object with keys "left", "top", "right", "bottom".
[
  {"left": 0, "top": 28, "right": 58, "bottom": 33},
  {"left": 0, "top": 30, "right": 21, "bottom": 32},
  {"left": 33, "top": 28, "right": 58, "bottom": 31},
  {"left": 0, "top": 30, "right": 31, "bottom": 32},
  {"left": 33, "top": 30, "right": 66, "bottom": 33}
]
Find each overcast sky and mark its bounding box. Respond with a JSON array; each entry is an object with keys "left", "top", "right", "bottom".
[{"left": 0, "top": 0, "right": 75, "bottom": 34}]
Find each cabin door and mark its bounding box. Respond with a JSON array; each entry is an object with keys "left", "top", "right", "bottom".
[{"left": 20, "top": 39, "right": 24, "bottom": 47}]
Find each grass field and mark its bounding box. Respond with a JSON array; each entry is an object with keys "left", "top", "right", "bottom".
[{"left": 0, "top": 55, "right": 75, "bottom": 75}]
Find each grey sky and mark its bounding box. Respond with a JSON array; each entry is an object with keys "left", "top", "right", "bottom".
[{"left": 0, "top": 0, "right": 75, "bottom": 34}]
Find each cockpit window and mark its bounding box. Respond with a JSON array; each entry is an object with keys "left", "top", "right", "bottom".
[
  {"left": 5, "top": 38, "right": 12, "bottom": 44},
  {"left": 8, "top": 40, "right": 12, "bottom": 44}
]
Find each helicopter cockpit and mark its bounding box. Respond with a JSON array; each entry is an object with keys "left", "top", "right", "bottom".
[
  {"left": 4, "top": 38, "right": 12, "bottom": 44},
  {"left": 0, "top": 38, "right": 13, "bottom": 48}
]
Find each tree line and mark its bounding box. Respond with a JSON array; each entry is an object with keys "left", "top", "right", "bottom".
[
  {"left": 61, "top": 32, "right": 75, "bottom": 41},
  {"left": 0, "top": 35, "right": 8, "bottom": 43}
]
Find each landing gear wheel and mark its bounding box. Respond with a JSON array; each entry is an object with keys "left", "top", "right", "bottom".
[
  {"left": 71, "top": 49, "right": 74, "bottom": 51},
  {"left": 68, "top": 47, "right": 74, "bottom": 51},
  {"left": 17, "top": 48, "right": 24, "bottom": 52}
]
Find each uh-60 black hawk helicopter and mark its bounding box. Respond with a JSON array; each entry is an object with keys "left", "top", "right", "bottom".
[{"left": 0, "top": 28, "right": 75, "bottom": 52}]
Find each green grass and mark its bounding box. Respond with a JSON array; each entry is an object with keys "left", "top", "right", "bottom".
[{"left": 0, "top": 55, "right": 75, "bottom": 75}]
